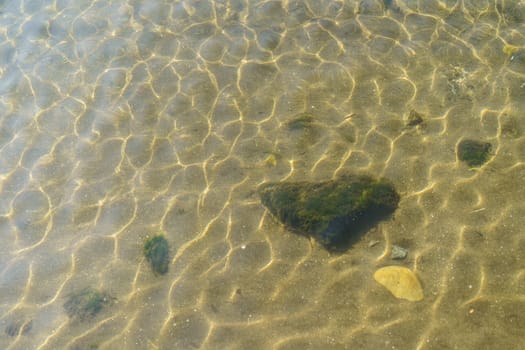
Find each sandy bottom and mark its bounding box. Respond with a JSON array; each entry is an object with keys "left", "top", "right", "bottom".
[{"left": 1, "top": 0, "right": 525, "bottom": 349}]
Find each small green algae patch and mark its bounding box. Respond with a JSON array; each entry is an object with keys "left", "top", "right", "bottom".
[
  {"left": 406, "top": 109, "right": 424, "bottom": 127},
  {"left": 285, "top": 113, "right": 316, "bottom": 130},
  {"left": 144, "top": 234, "right": 170, "bottom": 275},
  {"left": 63, "top": 288, "right": 114, "bottom": 322},
  {"left": 258, "top": 174, "right": 399, "bottom": 251},
  {"left": 457, "top": 139, "right": 491, "bottom": 167}
]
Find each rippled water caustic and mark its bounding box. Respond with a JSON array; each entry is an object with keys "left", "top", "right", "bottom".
[{"left": 1, "top": 0, "right": 525, "bottom": 349}]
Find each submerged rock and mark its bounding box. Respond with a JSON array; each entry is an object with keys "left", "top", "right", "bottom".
[
  {"left": 144, "top": 234, "right": 170, "bottom": 275},
  {"left": 374, "top": 266, "right": 423, "bottom": 301},
  {"left": 406, "top": 109, "right": 423, "bottom": 127},
  {"left": 63, "top": 288, "right": 114, "bottom": 321},
  {"left": 4, "top": 319, "right": 32, "bottom": 337},
  {"left": 285, "top": 113, "right": 316, "bottom": 130},
  {"left": 457, "top": 139, "right": 491, "bottom": 167},
  {"left": 390, "top": 244, "right": 408, "bottom": 260},
  {"left": 258, "top": 174, "right": 400, "bottom": 251}
]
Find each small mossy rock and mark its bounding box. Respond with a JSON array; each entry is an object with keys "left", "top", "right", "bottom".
[
  {"left": 285, "top": 113, "right": 316, "bottom": 130},
  {"left": 63, "top": 287, "right": 114, "bottom": 321},
  {"left": 457, "top": 139, "right": 491, "bottom": 167},
  {"left": 406, "top": 109, "right": 423, "bottom": 127},
  {"left": 144, "top": 234, "right": 170, "bottom": 275},
  {"left": 374, "top": 266, "right": 424, "bottom": 301},
  {"left": 258, "top": 174, "right": 399, "bottom": 251}
]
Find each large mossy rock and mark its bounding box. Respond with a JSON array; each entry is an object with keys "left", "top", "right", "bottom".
[{"left": 258, "top": 175, "right": 400, "bottom": 251}]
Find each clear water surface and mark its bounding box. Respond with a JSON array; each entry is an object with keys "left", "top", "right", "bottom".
[{"left": 1, "top": 0, "right": 525, "bottom": 349}]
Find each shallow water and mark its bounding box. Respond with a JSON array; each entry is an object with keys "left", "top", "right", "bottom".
[{"left": 1, "top": 0, "right": 525, "bottom": 349}]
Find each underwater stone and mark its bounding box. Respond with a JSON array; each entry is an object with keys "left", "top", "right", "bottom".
[
  {"left": 285, "top": 113, "right": 316, "bottom": 130},
  {"left": 144, "top": 234, "right": 170, "bottom": 275},
  {"left": 406, "top": 109, "right": 423, "bottom": 127},
  {"left": 390, "top": 245, "right": 408, "bottom": 260},
  {"left": 457, "top": 139, "right": 491, "bottom": 167},
  {"left": 508, "top": 49, "right": 525, "bottom": 74},
  {"left": 5, "top": 320, "right": 32, "bottom": 337},
  {"left": 258, "top": 174, "right": 400, "bottom": 251},
  {"left": 63, "top": 288, "right": 114, "bottom": 322},
  {"left": 374, "top": 266, "right": 423, "bottom": 301}
]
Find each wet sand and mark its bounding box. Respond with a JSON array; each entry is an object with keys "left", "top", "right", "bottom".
[{"left": 1, "top": 0, "right": 525, "bottom": 349}]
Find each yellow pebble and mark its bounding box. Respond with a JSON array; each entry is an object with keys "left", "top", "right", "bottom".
[
  {"left": 373, "top": 266, "right": 424, "bottom": 301},
  {"left": 503, "top": 44, "right": 519, "bottom": 56},
  {"left": 264, "top": 154, "right": 277, "bottom": 167}
]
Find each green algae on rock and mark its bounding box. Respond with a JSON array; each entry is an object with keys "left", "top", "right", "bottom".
[
  {"left": 406, "top": 109, "right": 423, "bottom": 127},
  {"left": 457, "top": 139, "right": 491, "bottom": 167},
  {"left": 285, "top": 113, "right": 316, "bottom": 130},
  {"left": 144, "top": 234, "right": 170, "bottom": 275},
  {"left": 63, "top": 288, "right": 114, "bottom": 322},
  {"left": 258, "top": 175, "right": 400, "bottom": 251}
]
